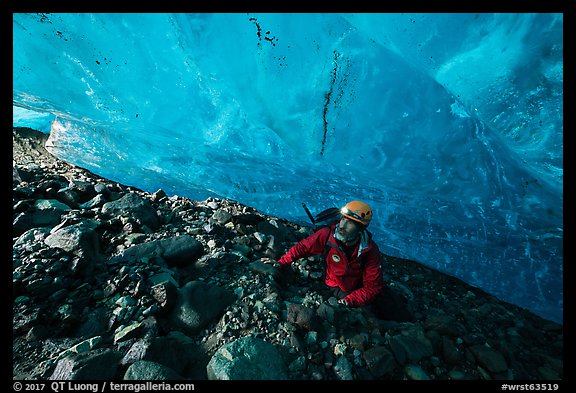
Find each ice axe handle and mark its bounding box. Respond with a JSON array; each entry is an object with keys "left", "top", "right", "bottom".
[{"left": 302, "top": 203, "right": 315, "bottom": 225}]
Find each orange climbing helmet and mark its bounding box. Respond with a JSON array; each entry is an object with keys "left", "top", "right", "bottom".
[{"left": 340, "top": 200, "right": 373, "bottom": 227}]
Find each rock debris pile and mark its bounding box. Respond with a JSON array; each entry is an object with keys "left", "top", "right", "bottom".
[{"left": 13, "top": 127, "right": 563, "bottom": 381}]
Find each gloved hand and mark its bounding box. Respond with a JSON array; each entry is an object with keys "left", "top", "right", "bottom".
[{"left": 338, "top": 298, "right": 348, "bottom": 306}]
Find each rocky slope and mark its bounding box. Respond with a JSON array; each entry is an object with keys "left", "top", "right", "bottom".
[{"left": 12, "top": 127, "right": 563, "bottom": 381}]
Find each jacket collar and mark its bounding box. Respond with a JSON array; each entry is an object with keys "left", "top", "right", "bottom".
[{"left": 357, "top": 229, "right": 369, "bottom": 256}]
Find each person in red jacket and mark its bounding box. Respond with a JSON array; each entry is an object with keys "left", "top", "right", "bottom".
[{"left": 263, "top": 200, "right": 384, "bottom": 308}]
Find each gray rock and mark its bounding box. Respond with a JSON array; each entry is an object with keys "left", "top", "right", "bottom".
[
  {"left": 333, "top": 355, "right": 354, "bottom": 380},
  {"left": 13, "top": 199, "right": 71, "bottom": 236},
  {"left": 108, "top": 235, "right": 203, "bottom": 268},
  {"left": 49, "top": 348, "right": 122, "bottom": 380},
  {"left": 404, "top": 364, "right": 430, "bottom": 380},
  {"left": 102, "top": 193, "right": 160, "bottom": 230},
  {"left": 364, "top": 346, "right": 397, "bottom": 378},
  {"left": 207, "top": 336, "right": 288, "bottom": 380},
  {"left": 469, "top": 344, "right": 508, "bottom": 373},
  {"left": 124, "top": 360, "right": 185, "bottom": 380},
  {"left": 167, "top": 281, "right": 236, "bottom": 336}
]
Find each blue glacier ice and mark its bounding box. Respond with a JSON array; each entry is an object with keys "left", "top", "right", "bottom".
[{"left": 12, "top": 13, "right": 563, "bottom": 323}]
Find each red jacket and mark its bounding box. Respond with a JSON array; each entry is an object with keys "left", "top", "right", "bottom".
[{"left": 278, "top": 223, "right": 384, "bottom": 307}]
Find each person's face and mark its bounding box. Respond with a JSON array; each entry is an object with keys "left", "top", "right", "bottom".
[{"left": 337, "top": 216, "right": 362, "bottom": 243}]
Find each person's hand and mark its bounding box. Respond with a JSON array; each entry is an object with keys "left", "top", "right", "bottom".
[
  {"left": 261, "top": 257, "right": 282, "bottom": 268},
  {"left": 261, "top": 257, "right": 290, "bottom": 285},
  {"left": 338, "top": 298, "right": 348, "bottom": 306}
]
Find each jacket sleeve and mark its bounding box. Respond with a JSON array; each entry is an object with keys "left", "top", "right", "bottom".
[
  {"left": 344, "top": 246, "right": 385, "bottom": 307},
  {"left": 278, "top": 227, "right": 330, "bottom": 266}
]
